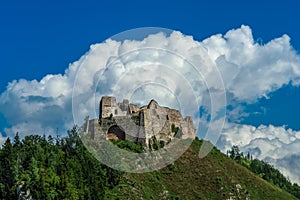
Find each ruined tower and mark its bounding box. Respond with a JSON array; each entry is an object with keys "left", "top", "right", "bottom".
[
  {"left": 99, "top": 96, "right": 117, "bottom": 118},
  {"left": 99, "top": 96, "right": 130, "bottom": 118}
]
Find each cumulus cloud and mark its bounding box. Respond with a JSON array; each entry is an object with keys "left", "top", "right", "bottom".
[
  {"left": 0, "top": 25, "right": 300, "bottom": 183},
  {"left": 218, "top": 123, "right": 300, "bottom": 184},
  {"left": 0, "top": 77, "right": 74, "bottom": 138},
  {"left": 276, "top": 154, "right": 300, "bottom": 184},
  {"left": 203, "top": 25, "right": 300, "bottom": 102}
]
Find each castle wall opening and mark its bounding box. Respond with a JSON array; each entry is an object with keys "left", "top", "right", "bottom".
[{"left": 107, "top": 125, "right": 126, "bottom": 140}]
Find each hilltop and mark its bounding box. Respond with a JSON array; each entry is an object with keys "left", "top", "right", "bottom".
[{"left": 108, "top": 139, "right": 298, "bottom": 200}]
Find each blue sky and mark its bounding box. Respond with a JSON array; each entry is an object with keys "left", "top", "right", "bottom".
[
  {"left": 241, "top": 83, "right": 300, "bottom": 129},
  {"left": 1, "top": 0, "right": 300, "bottom": 183},
  {"left": 0, "top": 0, "right": 298, "bottom": 92}
]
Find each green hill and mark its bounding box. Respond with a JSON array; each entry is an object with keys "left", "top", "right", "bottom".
[
  {"left": 0, "top": 128, "right": 298, "bottom": 199},
  {"left": 108, "top": 139, "right": 297, "bottom": 200}
]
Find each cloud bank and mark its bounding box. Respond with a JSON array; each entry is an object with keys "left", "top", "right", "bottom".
[
  {"left": 0, "top": 25, "right": 300, "bottom": 183},
  {"left": 219, "top": 123, "right": 300, "bottom": 184}
]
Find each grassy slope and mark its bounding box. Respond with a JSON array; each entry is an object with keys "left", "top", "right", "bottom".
[{"left": 106, "top": 139, "right": 297, "bottom": 200}]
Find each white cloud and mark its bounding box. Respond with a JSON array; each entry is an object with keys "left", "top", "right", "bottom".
[
  {"left": 0, "top": 25, "right": 300, "bottom": 183},
  {"left": 219, "top": 123, "right": 300, "bottom": 184},
  {"left": 203, "top": 25, "right": 300, "bottom": 102},
  {"left": 71, "top": 30, "right": 222, "bottom": 129}
]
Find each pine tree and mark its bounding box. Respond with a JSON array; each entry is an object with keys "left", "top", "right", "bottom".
[{"left": 0, "top": 138, "right": 17, "bottom": 199}]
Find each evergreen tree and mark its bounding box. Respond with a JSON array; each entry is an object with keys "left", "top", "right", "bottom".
[{"left": 0, "top": 138, "right": 17, "bottom": 199}]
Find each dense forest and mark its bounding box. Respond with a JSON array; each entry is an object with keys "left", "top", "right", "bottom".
[
  {"left": 227, "top": 145, "right": 300, "bottom": 198},
  {"left": 0, "top": 126, "right": 130, "bottom": 200},
  {"left": 0, "top": 126, "right": 300, "bottom": 199}
]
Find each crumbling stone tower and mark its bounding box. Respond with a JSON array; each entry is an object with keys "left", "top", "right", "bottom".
[
  {"left": 99, "top": 96, "right": 130, "bottom": 119},
  {"left": 99, "top": 96, "right": 116, "bottom": 118}
]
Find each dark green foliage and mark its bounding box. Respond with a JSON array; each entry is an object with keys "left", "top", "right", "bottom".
[
  {"left": 228, "top": 145, "right": 300, "bottom": 199},
  {"left": 171, "top": 124, "right": 182, "bottom": 138},
  {"left": 228, "top": 145, "right": 242, "bottom": 162},
  {"left": 0, "top": 126, "right": 123, "bottom": 200},
  {"left": 171, "top": 124, "right": 179, "bottom": 133},
  {"left": 147, "top": 135, "right": 165, "bottom": 151},
  {"left": 0, "top": 138, "right": 16, "bottom": 199},
  {"left": 110, "top": 139, "right": 144, "bottom": 153}
]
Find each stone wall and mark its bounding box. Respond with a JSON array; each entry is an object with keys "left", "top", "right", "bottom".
[
  {"left": 143, "top": 100, "right": 173, "bottom": 146},
  {"left": 100, "top": 96, "right": 130, "bottom": 118},
  {"left": 129, "top": 103, "right": 140, "bottom": 114},
  {"left": 165, "top": 107, "right": 183, "bottom": 128},
  {"left": 180, "top": 116, "right": 196, "bottom": 139},
  {"left": 84, "top": 118, "right": 103, "bottom": 140},
  {"left": 117, "top": 99, "right": 130, "bottom": 115}
]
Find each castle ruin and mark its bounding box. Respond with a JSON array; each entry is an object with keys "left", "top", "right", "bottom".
[{"left": 84, "top": 96, "right": 196, "bottom": 147}]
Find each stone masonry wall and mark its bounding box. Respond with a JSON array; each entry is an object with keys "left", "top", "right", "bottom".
[{"left": 180, "top": 116, "right": 196, "bottom": 139}]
